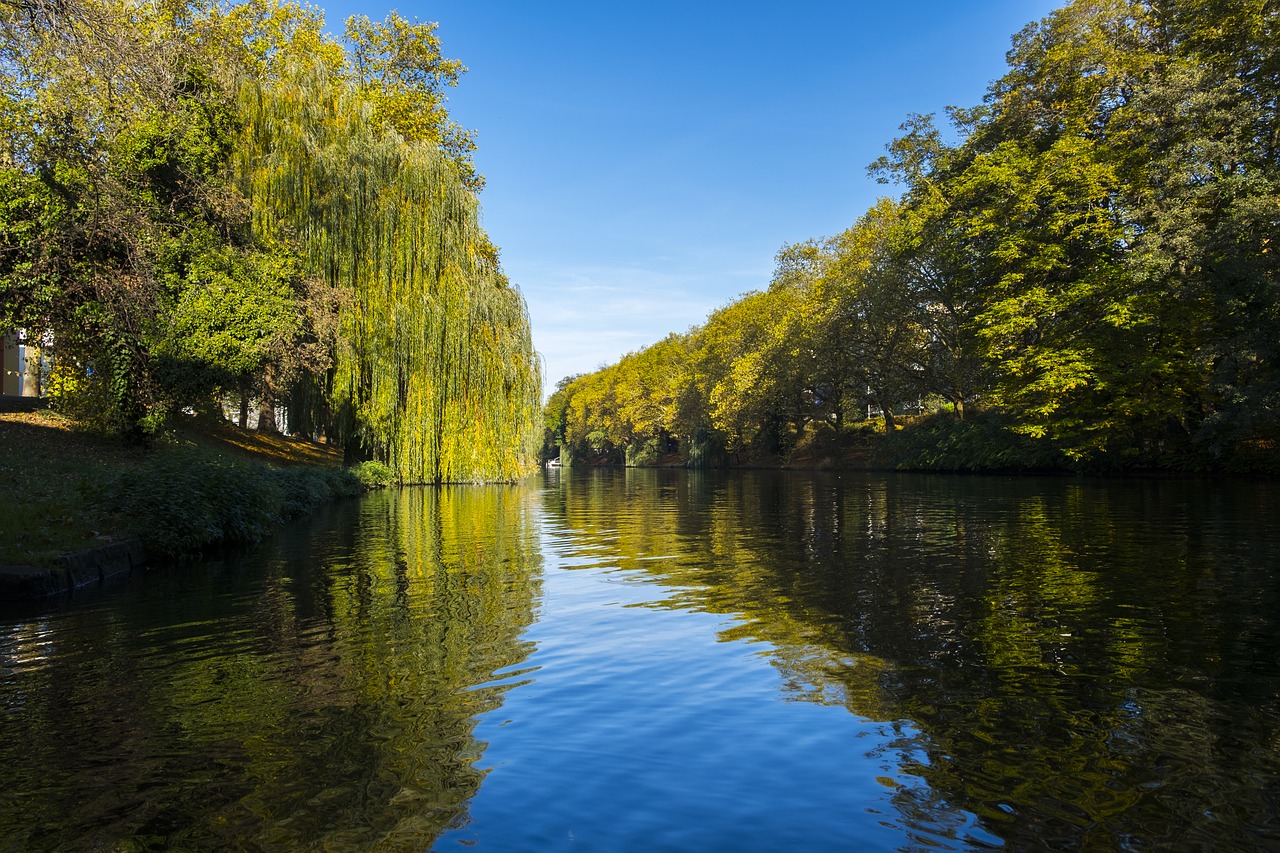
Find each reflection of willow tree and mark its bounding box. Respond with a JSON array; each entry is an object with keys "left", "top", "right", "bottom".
[
  {"left": 545, "top": 469, "right": 1280, "bottom": 849},
  {"left": 0, "top": 486, "right": 541, "bottom": 851}
]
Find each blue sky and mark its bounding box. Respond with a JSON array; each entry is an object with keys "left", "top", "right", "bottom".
[{"left": 320, "top": 1, "right": 1061, "bottom": 391}]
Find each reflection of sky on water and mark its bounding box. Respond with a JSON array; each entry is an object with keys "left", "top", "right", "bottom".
[
  {"left": 437, "top": 543, "right": 990, "bottom": 852},
  {"left": 492, "top": 468, "right": 1280, "bottom": 851}
]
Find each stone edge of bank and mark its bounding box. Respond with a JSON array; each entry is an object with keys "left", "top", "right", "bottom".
[{"left": 0, "top": 539, "right": 146, "bottom": 601}]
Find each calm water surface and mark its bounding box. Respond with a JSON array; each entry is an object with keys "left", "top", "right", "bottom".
[{"left": 2, "top": 470, "right": 1279, "bottom": 851}]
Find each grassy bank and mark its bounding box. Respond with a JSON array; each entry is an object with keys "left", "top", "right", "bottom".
[{"left": 1, "top": 406, "right": 380, "bottom": 568}]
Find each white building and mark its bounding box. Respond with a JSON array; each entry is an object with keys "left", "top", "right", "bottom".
[{"left": 2, "top": 331, "right": 45, "bottom": 397}]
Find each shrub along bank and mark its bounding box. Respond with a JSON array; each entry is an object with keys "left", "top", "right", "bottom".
[
  {"left": 95, "top": 444, "right": 364, "bottom": 557},
  {"left": 0, "top": 407, "right": 374, "bottom": 573}
]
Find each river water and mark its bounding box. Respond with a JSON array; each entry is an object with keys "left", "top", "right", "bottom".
[{"left": 2, "top": 469, "right": 1279, "bottom": 851}]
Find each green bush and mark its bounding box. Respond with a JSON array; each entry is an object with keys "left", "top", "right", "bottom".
[
  {"left": 885, "top": 411, "right": 1069, "bottom": 472},
  {"left": 685, "top": 426, "right": 726, "bottom": 469},
  {"left": 789, "top": 420, "right": 878, "bottom": 463},
  {"left": 93, "top": 443, "right": 363, "bottom": 556},
  {"left": 352, "top": 459, "right": 396, "bottom": 488},
  {"left": 625, "top": 437, "right": 663, "bottom": 467},
  {"left": 273, "top": 465, "right": 363, "bottom": 515},
  {"left": 46, "top": 363, "right": 123, "bottom": 435}
]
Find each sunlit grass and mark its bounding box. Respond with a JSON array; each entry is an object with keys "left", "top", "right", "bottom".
[{"left": 184, "top": 415, "right": 343, "bottom": 468}]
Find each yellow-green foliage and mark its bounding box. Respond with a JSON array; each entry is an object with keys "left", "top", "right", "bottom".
[
  {"left": 235, "top": 64, "right": 541, "bottom": 483},
  {"left": 556, "top": 333, "right": 692, "bottom": 458},
  {"left": 45, "top": 362, "right": 120, "bottom": 435}
]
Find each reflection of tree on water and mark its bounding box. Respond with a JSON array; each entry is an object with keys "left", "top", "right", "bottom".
[
  {"left": 545, "top": 469, "right": 1280, "bottom": 850},
  {"left": 0, "top": 485, "right": 542, "bottom": 851}
]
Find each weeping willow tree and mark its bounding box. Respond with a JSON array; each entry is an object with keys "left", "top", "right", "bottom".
[{"left": 235, "top": 63, "right": 541, "bottom": 483}]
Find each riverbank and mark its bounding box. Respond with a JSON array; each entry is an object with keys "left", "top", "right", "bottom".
[{"left": 0, "top": 403, "right": 368, "bottom": 600}]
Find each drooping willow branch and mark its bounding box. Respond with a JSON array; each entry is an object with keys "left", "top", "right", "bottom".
[{"left": 235, "top": 63, "right": 541, "bottom": 483}]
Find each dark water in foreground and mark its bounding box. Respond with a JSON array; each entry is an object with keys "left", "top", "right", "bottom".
[{"left": 2, "top": 470, "right": 1279, "bottom": 851}]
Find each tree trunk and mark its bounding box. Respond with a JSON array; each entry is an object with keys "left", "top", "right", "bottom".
[
  {"left": 238, "top": 392, "right": 249, "bottom": 429},
  {"left": 881, "top": 399, "right": 896, "bottom": 432},
  {"left": 257, "top": 383, "right": 278, "bottom": 433}
]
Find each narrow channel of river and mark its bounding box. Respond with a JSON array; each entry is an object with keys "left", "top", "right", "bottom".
[{"left": 2, "top": 469, "right": 1279, "bottom": 851}]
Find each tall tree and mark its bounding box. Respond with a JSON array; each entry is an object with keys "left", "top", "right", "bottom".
[
  {"left": 871, "top": 115, "right": 990, "bottom": 420},
  {"left": 237, "top": 62, "right": 540, "bottom": 481},
  {"left": 817, "top": 200, "right": 930, "bottom": 432}
]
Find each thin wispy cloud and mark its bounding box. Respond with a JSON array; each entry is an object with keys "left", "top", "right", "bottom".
[{"left": 522, "top": 262, "right": 753, "bottom": 387}]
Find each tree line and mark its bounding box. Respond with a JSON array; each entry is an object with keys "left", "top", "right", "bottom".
[
  {"left": 546, "top": 0, "right": 1279, "bottom": 473},
  {"left": 0, "top": 0, "right": 541, "bottom": 482}
]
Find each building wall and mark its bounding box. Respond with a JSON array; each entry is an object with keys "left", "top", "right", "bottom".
[{"left": 2, "top": 332, "right": 45, "bottom": 397}]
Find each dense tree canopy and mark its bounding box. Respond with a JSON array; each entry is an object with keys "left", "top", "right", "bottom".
[
  {"left": 550, "top": 0, "right": 1279, "bottom": 473},
  {"left": 0, "top": 0, "right": 541, "bottom": 481}
]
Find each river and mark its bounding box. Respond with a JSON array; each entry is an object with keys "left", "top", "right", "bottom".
[{"left": 2, "top": 469, "right": 1279, "bottom": 851}]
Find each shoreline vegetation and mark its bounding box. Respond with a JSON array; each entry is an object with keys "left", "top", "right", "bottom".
[
  {"left": 542, "top": 1, "right": 1279, "bottom": 479},
  {"left": 0, "top": 401, "right": 398, "bottom": 597},
  {"left": 550, "top": 410, "right": 1277, "bottom": 478}
]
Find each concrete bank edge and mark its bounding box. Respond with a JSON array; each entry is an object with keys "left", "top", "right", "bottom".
[{"left": 0, "top": 539, "right": 146, "bottom": 601}]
